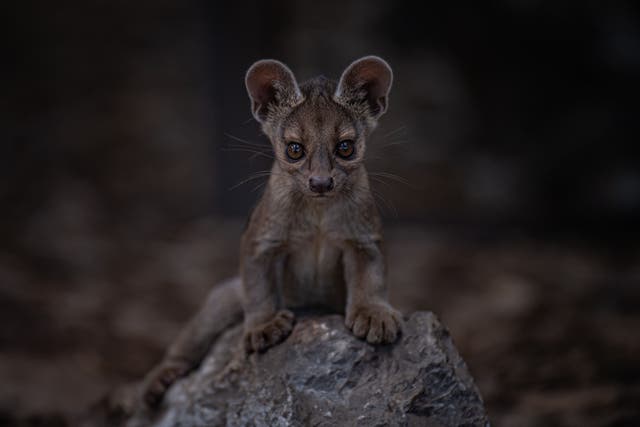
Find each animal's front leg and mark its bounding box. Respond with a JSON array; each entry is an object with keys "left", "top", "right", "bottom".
[
  {"left": 241, "top": 248, "right": 295, "bottom": 353},
  {"left": 343, "top": 242, "right": 402, "bottom": 344}
]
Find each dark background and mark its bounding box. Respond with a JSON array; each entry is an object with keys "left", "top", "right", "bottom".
[{"left": 2, "top": 1, "right": 639, "bottom": 426}]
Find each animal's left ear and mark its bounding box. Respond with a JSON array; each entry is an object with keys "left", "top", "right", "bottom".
[{"left": 335, "top": 56, "right": 393, "bottom": 119}]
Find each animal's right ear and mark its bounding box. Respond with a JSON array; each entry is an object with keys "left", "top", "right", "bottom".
[{"left": 245, "top": 59, "right": 302, "bottom": 123}]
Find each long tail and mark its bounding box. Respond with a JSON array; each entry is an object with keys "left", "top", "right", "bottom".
[
  {"left": 166, "top": 276, "right": 244, "bottom": 364},
  {"left": 141, "top": 276, "right": 244, "bottom": 407}
]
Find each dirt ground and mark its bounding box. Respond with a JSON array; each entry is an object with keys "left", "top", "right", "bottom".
[{"left": 0, "top": 218, "right": 638, "bottom": 426}]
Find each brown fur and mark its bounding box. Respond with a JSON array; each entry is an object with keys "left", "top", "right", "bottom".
[{"left": 140, "top": 56, "right": 401, "bottom": 407}]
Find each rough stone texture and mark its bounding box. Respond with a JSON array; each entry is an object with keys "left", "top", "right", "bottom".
[{"left": 126, "top": 312, "right": 488, "bottom": 427}]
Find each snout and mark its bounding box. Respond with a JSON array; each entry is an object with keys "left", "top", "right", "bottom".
[{"left": 308, "top": 176, "right": 334, "bottom": 194}]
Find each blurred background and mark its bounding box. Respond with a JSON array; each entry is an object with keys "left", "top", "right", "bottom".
[{"left": 2, "top": 1, "right": 640, "bottom": 426}]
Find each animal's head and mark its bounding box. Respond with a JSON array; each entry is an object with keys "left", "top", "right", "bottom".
[{"left": 245, "top": 56, "right": 392, "bottom": 198}]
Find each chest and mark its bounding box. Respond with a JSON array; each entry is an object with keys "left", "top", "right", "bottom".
[
  {"left": 288, "top": 227, "right": 342, "bottom": 270},
  {"left": 281, "top": 228, "right": 346, "bottom": 310}
]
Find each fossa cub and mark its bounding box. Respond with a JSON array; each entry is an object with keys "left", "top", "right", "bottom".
[{"left": 142, "top": 56, "right": 401, "bottom": 406}]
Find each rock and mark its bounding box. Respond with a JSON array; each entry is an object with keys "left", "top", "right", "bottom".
[{"left": 121, "top": 312, "right": 489, "bottom": 427}]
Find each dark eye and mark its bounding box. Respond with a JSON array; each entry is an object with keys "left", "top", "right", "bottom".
[
  {"left": 286, "top": 142, "right": 304, "bottom": 161},
  {"left": 336, "top": 140, "right": 355, "bottom": 159}
]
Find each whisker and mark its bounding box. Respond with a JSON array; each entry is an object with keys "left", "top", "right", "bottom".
[
  {"left": 221, "top": 147, "right": 274, "bottom": 160},
  {"left": 222, "top": 132, "right": 274, "bottom": 161},
  {"left": 228, "top": 172, "right": 272, "bottom": 191},
  {"left": 378, "top": 139, "right": 410, "bottom": 149},
  {"left": 368, "top": 176, "right": 393, "bottom": 189},
  {"left": 349, "top": 181, "right": 399, "bottom": 219},
  {"left": 228, "top": 169, "right": 293, "bottom": 192},
  {"left": 380, "top": 125, "right": 407, "bottom": 139},
  {"left": 251, "top": 181, "right": 267, "bottom": 193},
  {"left": 371, "top": 188, "right": 398, "bottom": 218},
  {"left": 224, "top": 133, "right": 271, "bottom": 149},
  {"left": 226, "top": 143, "right": 272, "bottom": 152},
  {"left": 369, "top": 171, "right": 412, "bottom": 187}
]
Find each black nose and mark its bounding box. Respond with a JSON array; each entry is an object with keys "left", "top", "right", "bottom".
[{"left": 309, "top": 176, "right": 334, "bottom": 194}]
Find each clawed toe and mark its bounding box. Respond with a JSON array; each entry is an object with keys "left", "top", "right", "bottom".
[
  {"left": 244, "top": 310, "right": 295, "bottom": 353},
  {"left": 142, "top": 361, "right": 190, "bottom": 408},
  {"left": 346, "top": 303, "right": 401, "bottom": 345}
]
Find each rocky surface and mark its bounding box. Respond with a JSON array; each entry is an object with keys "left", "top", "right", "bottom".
[{"left": 121, "top": 312, "right": 488, "bottom": 427}]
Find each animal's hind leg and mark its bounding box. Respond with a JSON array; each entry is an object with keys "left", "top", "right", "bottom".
[{"left": 141, "top": 276, "right": 243, "bottom": 407}]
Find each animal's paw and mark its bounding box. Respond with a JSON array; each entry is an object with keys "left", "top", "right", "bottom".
[
  {"left": 346, "top": 302, "right": 402, "bottom": 344},
  {"left": 244, "top": 309, "right": 295, "bottom": 353},
  {"left": 141, "top": 360, "right": 190, "bottom": 408}
]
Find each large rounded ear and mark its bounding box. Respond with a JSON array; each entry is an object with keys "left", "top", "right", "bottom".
[
  {"left": 335, "top": 56, "right": 393, "bottom": 119},
  {"left": 245, "top": 59, "right": 302, "bottom": 123}
]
